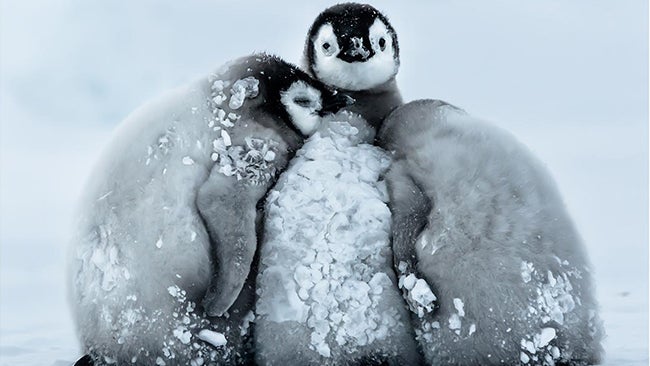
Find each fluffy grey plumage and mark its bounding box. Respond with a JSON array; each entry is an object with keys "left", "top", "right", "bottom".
[
  {"left": 68, "top": 54, "right": 348, "bottom": 365},
  {"left": 378, "top": 100, "right": 604, "bottom": 365}
]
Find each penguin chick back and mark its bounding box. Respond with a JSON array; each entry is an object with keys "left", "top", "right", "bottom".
[{"left": 378, "top": 99, "right": 604, "bottom": 365}]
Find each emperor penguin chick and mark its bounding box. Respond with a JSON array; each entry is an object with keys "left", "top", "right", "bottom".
[
  {"left": 305, "top": 3, "right": 402, "bottom": 130},
  {"left": 255, "top": 112, "right": 422, "bottom": 365},
  {"left": 68, "top": 53, "right": 349, "bottom": 365},
  {"left": 378, "top": 100, "right": 604, "bottom": 366}
]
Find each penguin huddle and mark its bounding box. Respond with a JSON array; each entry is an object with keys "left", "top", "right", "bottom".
[{"left": 70, "top": 3, "right": 604, "bottom": 366}]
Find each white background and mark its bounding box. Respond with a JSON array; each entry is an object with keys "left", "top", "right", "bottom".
[{"left": 0, "top": 1, "right": 647, "bottom": 365}]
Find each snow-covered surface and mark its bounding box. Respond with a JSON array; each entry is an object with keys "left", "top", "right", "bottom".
[{"left": 0, "top": 1, "right": 646, "bottom": 365}]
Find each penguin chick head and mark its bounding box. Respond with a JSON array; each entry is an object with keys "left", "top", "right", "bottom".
[
  {"left": 239, "top": 54, "right": 353, "bottom": 138},
  {"left": 306, "top": 3, "right": 399, "bottom": 91},
  {"left": 279, "top": 79, "right": 356, "bottom": 137}
]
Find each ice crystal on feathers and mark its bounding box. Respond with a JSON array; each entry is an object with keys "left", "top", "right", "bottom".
[
  {"left": 520, "top": 328, "right": 560, "bottom": 365},
  {"left": 216, "top": 108, "right": 227, "bottom": 122},
  {"left": 397, "top": 263, "right": 436, "bottom": 318},
  {"left": 83, "top": 285, "right": 231, "bottom": 364},
  {"left": 220, "top": 130, "right": 232, "bottom": 147},
  {"left": 208, "top": 76, "right": 255, "bottom": 129},
  {"left": 167, "top": 285, "right": 187, "bottom": 303},
  {"left": 228, "top": 77, "right": 259, "bottom": 110},
  {"left": 535, "top": 328, "right": 557, "bottom": 348},
  {"left": 85, "top": 225, "right": 126, "bottom": 292},
  {"left": 173, "top": 326, "right": 192, "bottom": 344},
  {"left": 210, "top": 79, "right": 229, "bottom": 107},
  {"left": 468, "top": 323, "right": 476, "bottom": 336},
  {"left": 182, "top": 156, "right": 194, "bottom": 165},
  {"left": 239, "top": 311, "right": 255, "bottom": 337},
  {"left": 208, "top": 76, "right": 280, "bottom": 185},
  {"left": 518, "top": 260, "right": 583, "bottom": 365},
  {"left": 453, "top": 298, "right": 465, "bottom": 317},
  {"left": 448, "top": 314, "right": 462, "bottom": 334},
  {"left": 212, "top": 136, "right": 279, "bottom": 185},
  {"left": 521, "top": 261, "right": 534, "bottom": 283},
  {"left": 529, "top": 268, "right": 576, "bottom": 326},
  {"left": 197, "top": 330, "right": 227, "bottom": 347}
]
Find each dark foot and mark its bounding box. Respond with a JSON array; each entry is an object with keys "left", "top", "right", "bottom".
[{"left": 73, "top": 354, "right": 93, "bottom": 366}]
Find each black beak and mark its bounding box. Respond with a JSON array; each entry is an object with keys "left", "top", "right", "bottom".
[
  {"left": 337, "top": 36, "right": 374, "bottom": 63},
  {"left": 319, "top": 92, "right": 355, "bottom": 116}
]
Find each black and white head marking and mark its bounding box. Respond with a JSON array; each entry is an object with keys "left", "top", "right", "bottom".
[
  {"left": 234, "top": 55, "right": 352, "bottom": 138},
  {"left": 279, "top": 80, "right": 324, "bottom": 136},
  {"left": 306, "top": 3, "right": 399, "bottom": 91}
]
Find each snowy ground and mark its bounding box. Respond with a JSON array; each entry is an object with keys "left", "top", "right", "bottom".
[{"left": 1, "top": 1, "right": 647, "bottom": 365}]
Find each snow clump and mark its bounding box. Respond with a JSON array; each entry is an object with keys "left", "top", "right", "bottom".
[{"left": 256, "top": 113, "right": 415, "bottom": 362}]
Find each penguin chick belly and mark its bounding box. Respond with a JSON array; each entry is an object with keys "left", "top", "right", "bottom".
[{"left": 255, "top": 113, "right": 420, "bottom": 365}]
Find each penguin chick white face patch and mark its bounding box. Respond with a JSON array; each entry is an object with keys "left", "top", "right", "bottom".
[
  {"left": 280, "top": 81, "right": 323, "bottom": 136},
  {"left": 368, "top": 18, "right": 394, "bottom": 57},
  {"left": 312, "top": 19, "right": 398, "bottom": 91},
  {"left": 313, "top": 23, "right": 340, "bottom": 58}
]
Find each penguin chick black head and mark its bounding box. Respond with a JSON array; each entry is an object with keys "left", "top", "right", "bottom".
[
  {"left": 227, "top": 54, "right": 353, "bottom": 141},
  {"left": 305, "top": 3, "right": 399, "bottom": 91}
]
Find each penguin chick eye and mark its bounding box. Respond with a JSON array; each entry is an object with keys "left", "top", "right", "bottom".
[
  {"left": 314, "top": 24, "right": 339, "bottom": 57},
  {"left": 293, "top": 97, "right": 313, "bottom": 108},
  {"left": 321, "top": 41, "right": 336, "bottom": 56},
  {"left": 378, "top": 37, "right": 386, "bottom": 51}
]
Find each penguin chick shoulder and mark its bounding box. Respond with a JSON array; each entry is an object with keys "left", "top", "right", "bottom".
[
  {"left": 68, "top": 53, "right": 349, "bottom": 366},
  {"left": 305, "top": 3, "right": 402, "bottom": 130}
]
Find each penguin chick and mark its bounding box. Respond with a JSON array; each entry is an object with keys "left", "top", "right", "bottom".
[
  {"left": 378, "top": 100, "right": 604, "bottom": 366},
  {"left": 68, "top": 53, "right": 350, "bottom": 366},
  {"left": 305, "top": 3, "right": 402, "bottom": 130},
  {"left": 197, "top": 55, "right": 351, "bottom": 318},
  {"left": 255, "top": 111, "right": 422, "bottom": 365}
]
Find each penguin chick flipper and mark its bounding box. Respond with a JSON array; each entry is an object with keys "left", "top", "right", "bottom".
[
  {"left": 385, "top": 160, "right": 432, "bottom": 275},
  {"left": 385, "top": 160, "right": 438, "bottom": 315},
  {"left": 196, "top": 166, "right": 269, "bottom": 317}
]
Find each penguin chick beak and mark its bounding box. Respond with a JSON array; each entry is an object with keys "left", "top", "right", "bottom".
[
  {"left": 319, "top": 93, "right": 355, "bottom": 116},
  {"left": 338, "top": 36, "right": 373, "bottom": 63}
]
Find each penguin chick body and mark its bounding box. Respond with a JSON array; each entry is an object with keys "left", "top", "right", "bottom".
[
  {"left": 378, "top": 100, "right": 604, "bottom": 366},
  {"left": 68, "top": 53, "right": 349, "bottom": 365}
]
